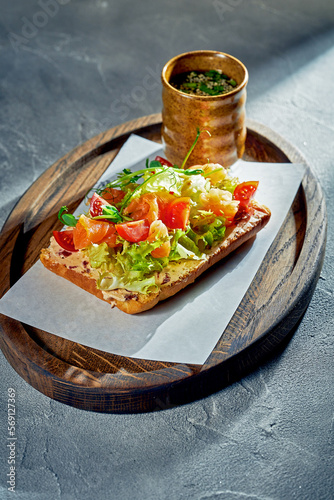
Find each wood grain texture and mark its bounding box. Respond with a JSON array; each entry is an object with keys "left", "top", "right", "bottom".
[{"left": 0, "top": 114, "right": 327, "bottom": 413}]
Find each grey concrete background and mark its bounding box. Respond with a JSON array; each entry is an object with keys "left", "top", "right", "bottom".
[{"left": 0, "top": 1, "right": 333, "bottom": 499}]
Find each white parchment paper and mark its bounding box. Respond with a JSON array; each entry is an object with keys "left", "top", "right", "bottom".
[{"left": 0, "top": 135, "right": 305, "bottom": 364}]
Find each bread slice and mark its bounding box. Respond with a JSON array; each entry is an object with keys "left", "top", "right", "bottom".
[{"left": 40, "top": 201, "right": 270, "bottom": 314}]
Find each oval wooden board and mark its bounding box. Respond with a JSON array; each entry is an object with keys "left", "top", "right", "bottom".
[{"left": 0, "top": 114, "right": 327, "bottom": 413}]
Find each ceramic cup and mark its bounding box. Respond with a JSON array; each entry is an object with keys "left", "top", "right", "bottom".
[{"left": 161, "top": 50, "right": 248, "bottom": 168}]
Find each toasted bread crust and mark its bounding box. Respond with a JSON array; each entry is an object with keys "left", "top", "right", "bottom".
[
  {"left": 40, "top": 249, "right": 108, "bottom": 303},
  {"left": 40, "top": 203, "right": 270, "bottom": 314}
]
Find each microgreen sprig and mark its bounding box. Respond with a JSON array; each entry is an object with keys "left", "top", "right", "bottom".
[
  {"left": 100, "top": 167, "right": 158, "bottom": 192},
  {"left": 184, "top": 168, "right": 204, "bottom": 175},
  {"left": 119, "top": 168, "right": 175, "bottom": 211},
  {"left": 146, "top": 160, "right": 162, "bottom": 170},
  {"left": 58, "top": 206, "right": 78, "bottom": 227},
  {"left": 202, "top": 167, "right": 224, "bottom": 177},
  {"left": 181, "top": 128, "right": 211, "bottom": 170},
  {"left": 92, "top": 205, "right": 123, "bottom": 223}
]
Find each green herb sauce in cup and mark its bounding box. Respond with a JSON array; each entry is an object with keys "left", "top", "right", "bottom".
[{"left": 170, "top": 69, "right": 237, "bottom": 96}]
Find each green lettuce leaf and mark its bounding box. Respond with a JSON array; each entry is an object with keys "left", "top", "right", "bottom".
[
  {"left": 85, "top": 242, "right": 114, "bottom": 270},
  {"left": 168, "top": 229, "right": 203, "bottom": 261},
  {"left": 187, "top": 216, "right": 226, "bottom": 251},
  {"left": 219, "top": 176, "right": 239, "bottom": 194},
  {"left": 97, "top": 273, "right": 157, "bottom": 294},
  {"left": 116, "top": 239, "right": 168, "bottom": 275},
  {"left": 139, "top": 169, "right": 184, "bottom": 197}
]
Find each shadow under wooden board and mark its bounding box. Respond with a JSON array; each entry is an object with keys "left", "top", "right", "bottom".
[{"left": 0, "top": 114, "right": 327, "bottom": 413}]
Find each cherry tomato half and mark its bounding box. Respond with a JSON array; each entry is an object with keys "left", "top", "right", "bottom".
[
  {"left": 165, "top": 197, "right": 191, "bottom": 230},
  {"left": 53, "top": 230, "right": 78, "bottom": 252},
  {"left": 89, "top": 193, "right": 108, "bottom": 217},
  {"left": 234, "top": 181, "right": 259, "bottom": 207},
  {"left": 115, "top": 219, "right": 150, "bottom": 243},
  {"left": 154, "top": 156, "right": 173, "bottom": 167}
]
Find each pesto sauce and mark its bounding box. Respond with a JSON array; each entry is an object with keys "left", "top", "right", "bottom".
[{"left": 170, "top": 69, "right": 237, "bottom": 96}]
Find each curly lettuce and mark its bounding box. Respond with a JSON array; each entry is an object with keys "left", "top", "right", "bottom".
[
  {"left": 169, "top": 229, "right": 203, "bottom": 260},
  {"left": 85, "top": 242, "right": 114, "bottom": 270},
  {"left": 80, "top": 157, "right": 242, "bottom": 295},
  {"left": 187, "top": 214, "right": 226, "bottom": 251}
]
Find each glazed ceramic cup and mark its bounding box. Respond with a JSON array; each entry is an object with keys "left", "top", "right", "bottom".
[{"left": 161, "top": 50, "right": 248, "bottom": 168}]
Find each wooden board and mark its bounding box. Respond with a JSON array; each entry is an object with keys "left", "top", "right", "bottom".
[{"left": 0, "top": 114, "right": 327, "bottom": 413}]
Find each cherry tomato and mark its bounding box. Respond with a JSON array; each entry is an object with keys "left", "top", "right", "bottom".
[
  {"left": 89, "top": 193, "right": 108, "bottom": 217},
  {"left": 165, "top": 197, "right": 191, "bottom": 230},
  {"left": 147, "top": 220, "right": 170, "bottom": 258},
  {"left": 234, "top": 181, "right": 259, "bottom": 207},
  {"left": 53, "top": 230, "right": 78, "bottom": 252},
  {"left": 115, "top": 219, "right": 150, "bottom": 243},
  {"left": 154, "top": 156, "right": 173, "bottom": 167}
]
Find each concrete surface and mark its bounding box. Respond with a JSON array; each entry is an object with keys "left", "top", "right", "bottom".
[{"left": 0, "top": 1, "right": 333, "bottom": 499}]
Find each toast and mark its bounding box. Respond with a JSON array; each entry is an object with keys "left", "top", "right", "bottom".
[
  {"left": 40, "top": 154, "right": 271, "bottom": 314},
  {"left": 40, "top": 200, "right": 270, "bottom": 314}
]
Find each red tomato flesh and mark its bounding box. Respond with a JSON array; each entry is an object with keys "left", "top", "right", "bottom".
[
  {"left": 165, "top": 197, "right": 191, "bottom": 230},
  {"left": 124, "top": 192, "right": 175, "bottom": 225},
  {"left": 89, "top": 193, "right": 109, "bottom": 217},
  {"left": 53, "top": 230, "right": 78, "bottom": 252},
  {"left": 234, "top": 181, "right": 259, "bottom": 207},
  {"left": 115, "top": 219, "right": 150, "bottom": 243},
  {"left": 154, "top": 156, "right": 173, "bottom": 167},
  {"left": 124, "top": 193, "right": 191, "bottom": 230}
]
